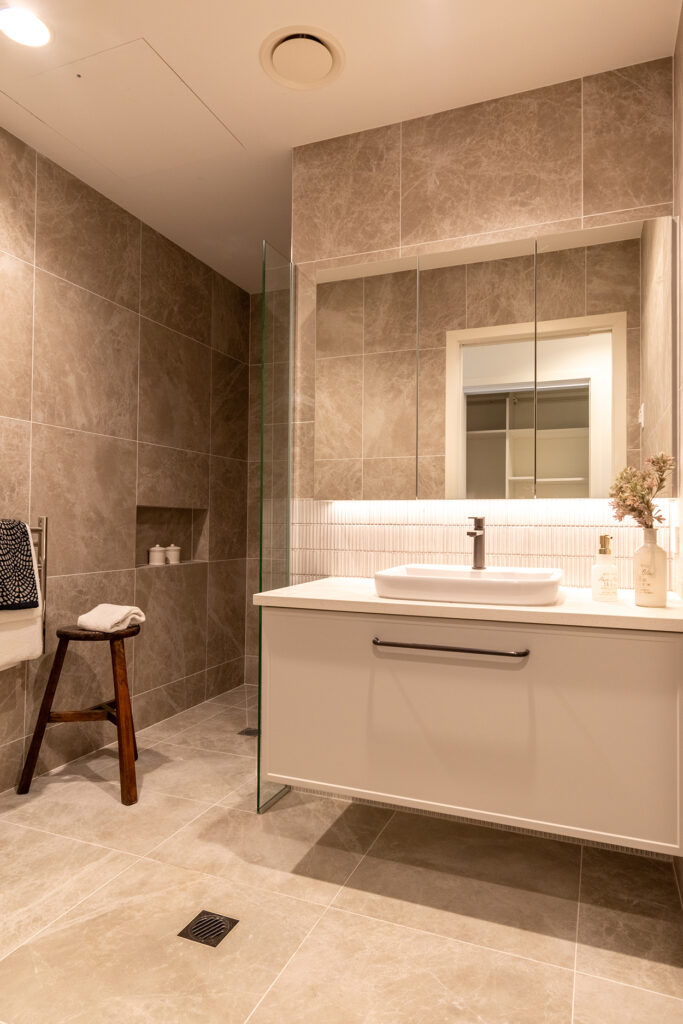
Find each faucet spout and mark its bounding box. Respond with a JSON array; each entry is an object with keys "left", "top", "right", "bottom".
[{"left": 466, "top": 516, "right": 486, "bottom": 570}]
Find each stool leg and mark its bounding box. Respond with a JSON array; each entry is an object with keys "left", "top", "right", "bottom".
[
  {"left": 17, "top": 638, "right": 70, "bottom": 794},
  {"left": 110, "top": 638, "right": 137, "bottom": 805}
]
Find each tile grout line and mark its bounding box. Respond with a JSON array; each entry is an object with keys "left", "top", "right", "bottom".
[
  {"left": 326, "top": 808, "right": 397, "bottom": 909},
  {"left": 570, "top": 843, "right": 583, "bottom": 1023}
]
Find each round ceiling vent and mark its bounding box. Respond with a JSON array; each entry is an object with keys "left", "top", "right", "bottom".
[{"left": 260, "top": 27, "right": 344, "bottom": 90}]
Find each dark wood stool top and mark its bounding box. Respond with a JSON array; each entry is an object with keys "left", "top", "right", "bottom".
[{"left": 57, "top": 624, "right": 141, "bottom": 642}]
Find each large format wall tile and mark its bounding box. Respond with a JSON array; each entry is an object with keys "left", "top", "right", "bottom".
[
  {"left": 292, "top": 124, "right": 401, "bottom": 263},
  {"left": 211, "top": 271, "right": 249, "bottom": 362},
  {"left": 363, "top": 351, "right": 417, "bottom": 459},
  {"left": 364, "top": 271, "right": 417, "bottom": 353},
  {"left": 466, "top": 254, "right": 534, "bottom": 328},
  {"left": 134, "top": 563, "right": 208, "bottom": 693},
  {"left": 418, "top": 265, "right": 466, "bottom": 348},
  {"left": 207, "top": 559, "right": 246, "bottom": 667},
  {"left": 0, "top": 417, "right": 30, "bottom": 521},
  {"left": 30, "top": 424, "right": 136, "bottom": 575},
  {"left": 583, "top": 59, "right": 673, "bottom": 216},
  {"left": 315, "top": 356, "right": 362, "bottom": 461},
  {"left": 138, "top": 318, "right": 211, "bottom": 452},
  {"left": 0, "top": 127, "right": 35, "bottom": 262},
  {"left": 35, "top": 158, "right": 140, "bottom": 310},
  {"left": 211, "top": 351, "right": 249, "bottom": 459},
  {"left": 536, "top": 247, "right": 586, "bottom": 321},
  {"left": 418, "top": 347, "right": 446, "bottom": 457},
  {"left": 33, "top": 272, "right": 138, "bottom": 438},
  {"left": 0, "top": 666, "right": 25, "bottom": 747},
  {"left": 137, "top": 443, "right": 209, "bottom": 509},
  {"left": 401, "top": 80, "right": 582, "bottom": 245},
  {"left": 132, "top": 671, "right": 207, "bottom": 730},
  {"left": 140, "top": 225, "right": 212, "bottom": 343},
  {"left": 0, "top": 252, "right": 33, "bottom": 420},
  {"left": 314, "top": 459, "right": 362, "bottom": 500},
  {"left": 586, "top": 239, "right": 640, "bottom": 325},
  {"left": 316, "top": 279, "right": 363, "bottom": 357},
  {"left": 209, "top": 456, "right": 247, "bottom": 560},
  {"left": 363, "top": 457, "right": 416, "bottom": 499}
]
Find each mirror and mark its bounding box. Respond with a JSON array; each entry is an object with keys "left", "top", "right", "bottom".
[{"left": 309, "top": 217, "right": 675, "bottom": 499}]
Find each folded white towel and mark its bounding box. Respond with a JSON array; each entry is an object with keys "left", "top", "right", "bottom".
[
  {"left": 77, "top": 604, "right": 146, "bottom": 633},
  {"left": 0, "top": 529, "right": 43, "bottom": 671}
]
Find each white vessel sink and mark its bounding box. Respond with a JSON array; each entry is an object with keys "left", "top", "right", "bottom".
[{"left": 374, "top": 564, "right": 563, "bottom": 606}]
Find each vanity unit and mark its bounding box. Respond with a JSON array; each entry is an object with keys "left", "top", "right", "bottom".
[{"left": 255, "top": 579, "right": 683, "bottom": 856}]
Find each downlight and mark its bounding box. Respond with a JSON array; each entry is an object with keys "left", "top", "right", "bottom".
[
  {"left": 260, "top": 27, "right": 343, "bottom": 90},
  {"left": 0, "top": 6, "right": 50, "bottom": 46}
]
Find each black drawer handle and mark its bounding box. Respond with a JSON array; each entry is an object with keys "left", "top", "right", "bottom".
[{"left": 372, "top": 637, "right": 530, "bottom": 659}]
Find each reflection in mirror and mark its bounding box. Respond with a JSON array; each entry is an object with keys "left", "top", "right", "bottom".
[{"left": 313, "top": 256, "right": 418, "bottom": 499}]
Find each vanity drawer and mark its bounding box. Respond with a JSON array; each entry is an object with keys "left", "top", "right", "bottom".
[{"left": 261, "top": 606, "right": 682, "bottom": 853}]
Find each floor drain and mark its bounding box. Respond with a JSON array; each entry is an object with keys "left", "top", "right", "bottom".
[
  {"left": 238, "top": 727, "right": 259, "bottom": 736},
  {"left": 178, "top": 910, "right": 239, "bottom": 947}
]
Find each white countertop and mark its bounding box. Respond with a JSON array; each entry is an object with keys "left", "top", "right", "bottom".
[{"left": 254, "top": 577, "right": 683, "bottom": 632}]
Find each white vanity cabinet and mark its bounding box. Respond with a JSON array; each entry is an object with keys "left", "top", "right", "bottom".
[{"left": 259, "top": 590, "right": 683, "bottom": 856}]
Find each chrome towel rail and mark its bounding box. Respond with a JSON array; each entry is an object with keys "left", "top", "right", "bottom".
[{"left": 29, "top": 516, "right": 48, "bottom": 648}]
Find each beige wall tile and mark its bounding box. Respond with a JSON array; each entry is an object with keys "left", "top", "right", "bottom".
[
  {"left": 138, "top": 318, "right": 210, "bottom": 452},
  {"left": 206, "top": 658, "right": 244, "bottom": 699},
  {"left": 315, "top": 355, "right": 362, "bottom": 460},
  {"left": 137, "top": 443, "right": 210, "bottom": 508},
  {"left": 466, "top": 254, "right": 534, "bottom": 328},
  {"left": 140, "top": 224, "right": 212, "bottom": 343},
  {"left": 207, "top": 559, "right": 246, "bottom": 667},
  {"left": 131, "top": 671, "right": 207, "bottom": 730},
  {"left": 0, "top": 665, "right": 25, "bottom": 747},
  {"left": 249, "top": 292, "right": 262, "bottom": 365},
  {"left": 246, "top": 461, "right": 261, "bottom": 558},
  {"left": 211, "top": 271, "right": 249, "bottom": 362},
  {"left": 363, "top": 350, "right": 417, "bottom": 458},
  {"left": 316, "top": 279, "right": 363, "bottom": 357},
  {"left": 0, "top": 127, "right": 35, "bottom": 262},
  {"left": 134, "top": 563, "right": 208, "bottom": 693},
  {"left": 211, "top": 351, "right": 249, "bottom": 460},
  {"left": 245, "top": 557, "right": 260, "bottom": 658},
  {"left": 314, "top": 459, "right": 362, "bottom": 500},
  {"left": 586, "top": 238, "right": 640, "bottom": 325},
  {"left": 0, "top": 738, "right": 24, "bottom": 795},
  {"left": 209, "top": 456, "right": 247, "bottom": 560},
  {"left": 417, "top": 455, "right": 445, "bottom": 498},
  {"left": 363, "top": 457, "right": 416, "bottom": 499},
  {"left": 364, "top": 271, "right": 417, "bottom": 353},
  {"left": 401, "top": 80, "right": 582, "bottom": 245},
  {"left": 30, "top": 424, "right": 136, "bottom": 575},
  {"left": 583, "top": 59, "right": 673, "bottom": 216},
  {"left": 536, "top": 247, "right": 586, "bottom": 321},
  {"left": 33, "top": 271, "right": 138, "bottom": 438},
  {"left": 292, "top": 420, "right": 314, "bottom": 500},
  {"left": 35, "top": 157, "right": 140, "bottom": 310},
  {"left": 418, "top": 265, "right": 466, "bottom": 348},
  {"left": 293, "top": 268, "right": 316, "bottom": 423},
  {"left": 0, "top": 252, "right": 33, "bottom": 420},
  {"left": 418, "top": 347, "right": 446, "bottom": 457},
  {"left": 0, "top": 416, "right": 30, "bottom": 521},
  {"left": 292, "top": 124, "right": 401, "bottom": 263}
]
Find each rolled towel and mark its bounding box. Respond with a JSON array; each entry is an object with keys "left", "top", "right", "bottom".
[{"left": 77, "top": 604, "right": 146, "bottom": 633}]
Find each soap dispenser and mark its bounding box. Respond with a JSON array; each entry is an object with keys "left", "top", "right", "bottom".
[{"left": 591, "top": 535, "right": 618, "bottom": 602}]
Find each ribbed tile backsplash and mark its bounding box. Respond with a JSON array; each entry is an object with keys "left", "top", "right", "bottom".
[{"left": 291, "top": 499, "right": 676, "bottom": 590}]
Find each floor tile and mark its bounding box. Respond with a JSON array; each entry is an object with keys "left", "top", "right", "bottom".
[
  {"left": 334, "top": 812, "right": 580, "bottom": 967},
  {"left": 169, "top": 704, "right": 256, "bottom": 757},
  {"left": 576, "top": 848, "right": 683, "bottom": 998},
  {"left": 248, "top": 908, "right": 574, "bottom": 1024},
  {"left": 83, "top": 741, "right": 257, "bottom": 805},
  {"left": 149, "top": 790, "right": 393, "bottom": 905},
  {"left": 0, "top": 819, "right": 135, "bottom": 960},
  {"left": 0, "top": 858, "right": 322, "bottom": 1024},
  {"left": 135, "top": 702, "right": 225, "bottom": 743},
  {"left": 0, "top": 767, "right": 211, "bottom": 856},
  {"left": 573, "top": 973, "right": 683, "bottom": 1023},
  {"left": 208, "top": 683, "right": 258, "bottom": 710}
]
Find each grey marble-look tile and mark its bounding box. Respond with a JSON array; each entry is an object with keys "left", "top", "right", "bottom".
[
  {"left": 211, "top": 270, "right": 249, "bottom": 362},
  {"left": 138, "top": 317, "right": 211, "bottom": 452},
  {"left": 136, "top": 443, "right": 210, "bottom": 509},
  {"left": 140, "top": 224, "right": 212, "bottom": 343},
  {"left": 205, "top": 658, "right": 245, "bottom": 699},
  {"left": 30, "top": 424, "right": 137, "bottom": 576},
  {"left": 167, "top": 704, "right": 254, "bottom": 758},
  {"left": 33, "top": 270, "right": 138, "bottom": 438},
  {"left": 466, "top": 254, "right": 535, "bottom": 328},
  {"left": 573, "top": 973, "right": 683, "bottom": 1024},
  {"left": 362, "top": 457, "right": 416, "bottom": 500},
  {"left": 36, "top": 156, "right": 140, "bottom": 309},
  {"left": 315, "top": 355, "right": 363, "bottom": 460},
  {"left": 363, "top": 350, "right": 417, "bottom": 458},
  {"left": 0, "top": 126, "right": 35, "bottom": 262},
  {"left": 0, "top": 664, "right": 25, "bottom": 747},
  {"left": 586, "top": 238, "right": 640, "bottom": 326},
  {"left": 536, "top": 247, "right": 586, "bottom": 321},
  {"left": 0, "top": 737, "right": 23, "bottom": 795},
  {"left": 209, "top": 456, "right": 247, "bottom": 560},
  {"left": 131, "top": 671, "right": 207, "bottom": 732},
  {"left": 316, "top": 278, "right": 364, "bottom": 357},
  {"left": 418, "top": 346, "right": 446, "bottom": 456},
  {"left": 418, "top": 264, "right": 466, "bottom": 348},
  {"left": 314, "top": 459, "right": 362, "bottom": 500},
  {"left": 0, "top": 251, "right": 33, "bottom": 420},
  {"left": 0, "top": 415, "right": 30, "bottom": 521},
  {"left": 417, "top": 454, "right": 445, "bottom": 498},
  {"left": 292, "top": 420, "right": 314, "bottom": 500},
  {"left": 211, "top": 350, "right": 249, "bottom": 459},
  {"left": 207, "top": 559, "right": 246, "bottom": 666},
  {"left": 363, "top": 270, "right": 417, "bottom": 353},
  {"left": 583, "top": 59, "right": 673, "bottom": 216}
]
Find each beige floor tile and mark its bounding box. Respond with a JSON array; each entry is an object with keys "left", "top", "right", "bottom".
[
  {"left": 573, "top": 973, "right": 683, "bottom": 1023},
  {"left": 169, "top": 704, "right": 257, "bottom": 757},
  {"left": 0, "top": 857, "right": 322, "bottom": 1024},
  {"left": 0, "top": 819, "right": 135, "bottom": 960},
  {"left": 0, "top": 768, "right": 211, "bottom": 856},
  {"left": 334, "top": 812, "right": 580, "bottom": 968},
  {"left": 135, "top": 701, "right": 225, "bottom": 743},
  {"left": 248, "top": 908, "right": 574, "bottom": 1024},
  {"left": 576, "top": 848, "right": 683, "bottom": 998},
  {"left": 150, "top": 790, "right": 393, "bottom": 905},
  {"left": 83, "top": 741, "right": 257, "bottom": 805}
]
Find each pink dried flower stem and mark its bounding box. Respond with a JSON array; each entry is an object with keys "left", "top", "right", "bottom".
[{"left": 608, "top": 453, "right": 675, "bottom": 529}]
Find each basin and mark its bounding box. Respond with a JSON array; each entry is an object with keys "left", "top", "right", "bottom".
[{"left": 374, "top": 564, "right": 563, "bottom": 606}]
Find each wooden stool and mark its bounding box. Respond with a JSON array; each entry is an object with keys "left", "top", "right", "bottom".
[{"left": 18, "top": 624, "right": 140, "bottom": 805}]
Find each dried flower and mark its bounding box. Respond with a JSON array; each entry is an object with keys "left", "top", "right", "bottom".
[{"left": 609, "top": 453, "right": 675, "bottom": 529}]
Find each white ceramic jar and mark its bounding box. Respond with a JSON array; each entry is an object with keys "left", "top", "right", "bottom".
[{"left": 148, "top": 544, "right": 165, "bottom": 566}]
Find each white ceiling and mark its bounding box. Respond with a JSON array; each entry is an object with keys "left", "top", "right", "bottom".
[{"left": 0, "top": 0, "right": 681, "bottom": 292}]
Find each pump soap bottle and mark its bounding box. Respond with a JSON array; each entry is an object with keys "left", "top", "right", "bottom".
[{"left": 591, "top": 534, "right": 618, "bottom": 602}]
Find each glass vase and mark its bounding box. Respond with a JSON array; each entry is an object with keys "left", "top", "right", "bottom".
[{"left": 633, "top": 528, "right": 667, "bottom": 607}]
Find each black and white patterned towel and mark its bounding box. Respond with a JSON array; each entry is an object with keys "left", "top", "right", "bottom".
[{"left": 0, "top": 519, "right": 39, "bottom": 611}]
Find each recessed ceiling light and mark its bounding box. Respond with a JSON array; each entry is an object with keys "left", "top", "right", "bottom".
[
  {"left": 0, "top": 6, "right": 50, "bottom": 47},
  {"left": 260, "top": 26, "right": 343, "bottom": 90}
]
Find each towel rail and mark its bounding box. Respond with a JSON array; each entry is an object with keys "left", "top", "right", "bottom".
[{"left": 29, "top": 516, "right": 48, "bottom": 648}]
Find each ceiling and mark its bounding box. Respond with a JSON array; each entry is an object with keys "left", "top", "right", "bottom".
[{"left": 0, "top": 0, "right": 681, "bottom": 292}]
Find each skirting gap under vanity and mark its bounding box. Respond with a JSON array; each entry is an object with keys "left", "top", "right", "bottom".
[{"left": 255, "top": 578, "right": 683, "bottom": 857}]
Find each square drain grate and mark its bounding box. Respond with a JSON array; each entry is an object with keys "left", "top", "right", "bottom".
[{"left": 178, "top": 910, "right": 239, "bottom": 947}]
